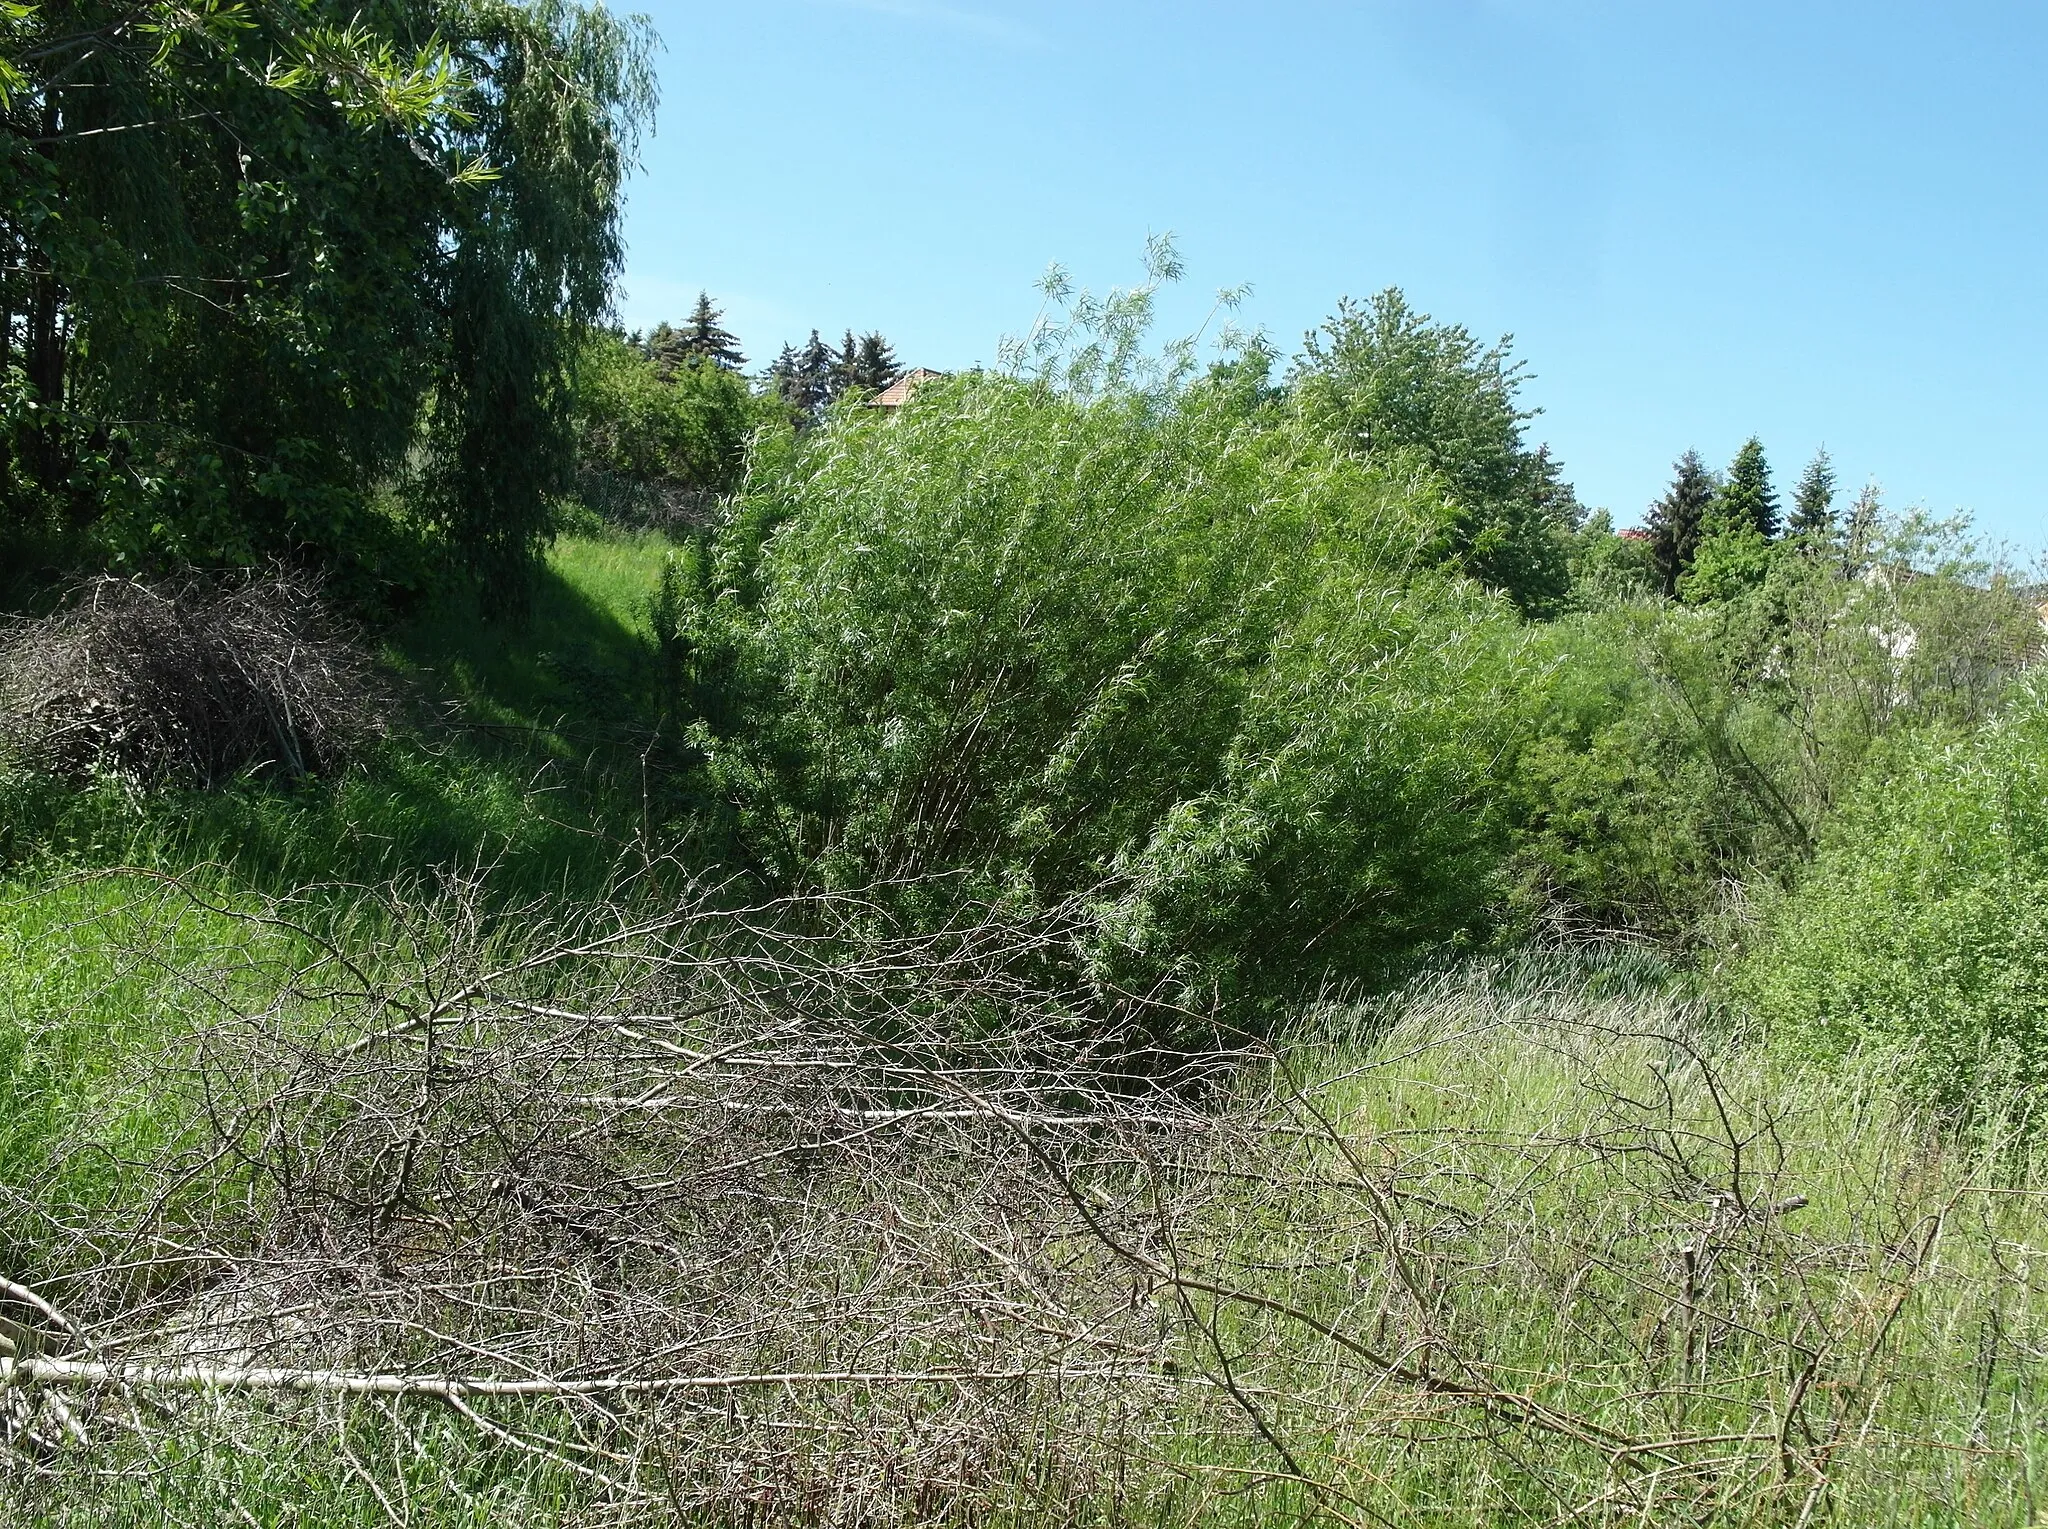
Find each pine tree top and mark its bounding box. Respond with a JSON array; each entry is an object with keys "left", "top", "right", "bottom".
[
  {"left": 681, "top": 291, "right": 746, "bottom": 371},
  {"left": 1647, "top": 450, "right": 1720, "bottom": 596},
  {"left": 1715, "top": 437, "right": 1781, "bottom": 541},
  {"left": 854, "top": 332, "right": 901, "bottom": 392},
  {"left": 1790, "top": 448, "right": 1838, "bottom": 538}
]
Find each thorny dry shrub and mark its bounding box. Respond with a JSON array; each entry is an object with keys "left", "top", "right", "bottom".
[
  {"left": 1138, "top": 965, "right": 2048, "bottom": 1525},
  {"left": 0, "top": 570, "right": 386, "bottom": 788},
  {"left": 0, "top": 872, "right": 1222, "bottom": 1525},
  {"left": 6, "top": 880, "right": 2048, "bottom": 1526}
]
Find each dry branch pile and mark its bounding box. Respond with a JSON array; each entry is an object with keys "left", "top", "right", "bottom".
[
  {"left": 0, "top": 876, "right": 1222, "bottom": 1523},
  {"left": 0, "top": 571, "right": 386, "bottom": 788},
  {"left": 5, "top": 878, "right": 2046, "bottom": 1525}
]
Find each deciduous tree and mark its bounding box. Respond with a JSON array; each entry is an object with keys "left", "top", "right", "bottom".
[
  {"left": 0, "top": 0, "right": 656, "bottom": 608},
  {"left": 1291, "top": 289, "right": 1578, "bottom": 615}
]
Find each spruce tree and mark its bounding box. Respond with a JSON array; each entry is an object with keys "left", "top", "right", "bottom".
[
  {"left": 1647, "top": 450, "right": 1718, "bottom": 597},
  {"left": 831, "top": 329, "right": 862, "bottom": 400},
  {"left": 646, "top": 321, "right": 691, "bottom": 379},
  {"left": 1715, "top": 437, "right": 1781, "bottom": 541},
  {"left": 799, "top": 331, "right": 836, "bottom": 415},
  {"left": 766, "top": 343, "right": 800, "bottom": 410},
  {"left": 682, "top": 292, "right": 746, "bottom": 371},
  {"left": 769, "top": 331, "right": 838, "bottom": 426},
  {"left": 854, "top": 332, "right": 902, "bottom": 392},
  {"left": 1789, "top": 448, "right": 1837, "bottom": 539}
]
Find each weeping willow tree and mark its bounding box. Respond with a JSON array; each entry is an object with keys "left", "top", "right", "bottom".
[{"left": 0, "top": 0, "right": 655, "bottom": 605}]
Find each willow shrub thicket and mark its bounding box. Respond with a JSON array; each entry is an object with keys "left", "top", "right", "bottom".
[
  {"left": 656, "top": 374, "right": 1528, "bottom": 1017},
  {"left": 568, "top": 329, "right": 774, "bottom": 522},
  {"left": 1506, "top": 520, "right": 2039, "bottom": 941},
  {"left": 1740, "top": 675, "right": 2048, "bottom": 1110}
]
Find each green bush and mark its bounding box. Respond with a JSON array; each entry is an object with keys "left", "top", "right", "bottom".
[
  {"left": 1737, "top": 675, "right": 2048, "bottom": 1108},
  {"left": 669, "top": 373, "right": 1530, "bottom": 1016},
  {"left": 1507, "top": 525, "right": 2039, "bottom": 941},
  {"left": 570, "top": 331, "right": 777, "bottom": 522}
]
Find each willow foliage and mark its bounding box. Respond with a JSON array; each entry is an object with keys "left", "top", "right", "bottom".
[
  {"left": 670, "top": 372, "right": 1530, "bottom": 1017},
  {"left": 0, "top": 0, "right": 653, "bottom": 601},
  {"left": 1738, "top": 676, "right": 2048, "bottom": 1110}
]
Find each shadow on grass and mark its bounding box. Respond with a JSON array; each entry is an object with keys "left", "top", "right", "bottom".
[{"left": 0, "top": 535, "right": 682, "bottom": 907}]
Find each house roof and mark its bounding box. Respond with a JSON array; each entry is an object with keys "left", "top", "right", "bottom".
[{"left": 865, "top": 368, "right": 945, "bottom": 408}]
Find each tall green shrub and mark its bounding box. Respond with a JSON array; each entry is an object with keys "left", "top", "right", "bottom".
[
  {"left": 1509, "top": 520, "right": 2037, "bottom": 940},
  {"left": 1290, "top": 289, "right": 1580, "bottom": 616},
  {"left": 676, "top": 374, "right": 1528, "bottom": 1015},
  {"left": 572, "top": 330, "right": 769, "bottom": 513},
  {"left": 1737, "top": 677, "right": 2048, "bottom": 1109}
]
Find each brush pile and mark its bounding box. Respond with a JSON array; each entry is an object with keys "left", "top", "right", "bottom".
[{"left": 0, "top": 570, "right": 385, "bottom": 788}]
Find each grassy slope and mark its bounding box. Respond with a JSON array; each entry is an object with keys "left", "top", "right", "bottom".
[
  {"left": 0, "top": 532, "right": 675, "bottom": 1248},
  {"left": 7, "top": 533, "right": 2047, "bottom": 1526}
]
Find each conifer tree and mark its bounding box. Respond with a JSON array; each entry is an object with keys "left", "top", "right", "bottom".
[
  {"left": 766, "top": 327, "right": 902, "bottom": 419},
  {"left": 645, "top": 321, "right": 691, "bottom": 379},
  {"left": 765, "top": 343, "right": 799, "bottom": 406},
  {"left": 1715, "top": 437, "right": 1781, "bottom": 541},
  {"left": 854, "top": 332, "right": 902, "bottom": 392},
  {"left": 832, "top": 329, "right": 862, "bottom": 400},
  {"left": 1789, "top": 448, "right": 1837, "bottom": 539},
  {"left": 770, "top": 331, "right": 838, "bottom": 426},
  {"left": 1647, "top": 450, "right": 1718, "bottom": 597},
  {"left": 681, "top": 292, "right": 746, "bottom": 370},
  {"left": 799, "top": 330, "right": 836, "bottom": 411}
]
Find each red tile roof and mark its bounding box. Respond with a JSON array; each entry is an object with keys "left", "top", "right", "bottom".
[{"left": 866, "top": 368, "right": 945, "bottom": 408}]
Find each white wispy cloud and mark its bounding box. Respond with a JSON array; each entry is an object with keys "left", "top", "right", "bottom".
[{"left": 815, "top": 0, "right": 1043, "bottom": 50}]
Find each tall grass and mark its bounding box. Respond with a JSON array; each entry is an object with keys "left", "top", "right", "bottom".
[
  {"left": 1158, "top": 955, "right": 2048, "bottom": 1525},
  {"left": 0, "top": 533, "right": 680, "bottom": 1277},
  {"left": 9, "top": 912, "right": 2048, "bottom": 1526}
]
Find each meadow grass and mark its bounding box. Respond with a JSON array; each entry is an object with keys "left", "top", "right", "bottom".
[
  {"left": 0, "top": 532, "right": 676, "bottom": 1275},
  {"left": 7, "top": 532, "right": 2045, "bottom": 1525},
  {"left": 1120, "top": 957, "right": 2048, "bottom": 1526}
]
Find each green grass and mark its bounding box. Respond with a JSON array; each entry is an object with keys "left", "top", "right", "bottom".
[
  {"left": 387, "top": 529, "right": 672, "bottom": 741},
  {"left": 1, "top": 531, "right": 681, "bottom": 895},
  {"left": 0, "top": 530, "right": 681, "bottom": 1274},
  {"left": 7, "top": 531, "right": 2048, "bottom": 1525},
  {"left": 1123, "top": 955, "right": 2048, "bottom": 1526}
]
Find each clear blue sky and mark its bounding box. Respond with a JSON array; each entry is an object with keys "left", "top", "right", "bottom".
[{"left": 616, "top": 1, "right": 2045, "bottom": 551}]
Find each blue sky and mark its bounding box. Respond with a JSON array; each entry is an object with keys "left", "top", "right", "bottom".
[{"left": 616, "top": 1, "right": 2045, "bottom": 551}]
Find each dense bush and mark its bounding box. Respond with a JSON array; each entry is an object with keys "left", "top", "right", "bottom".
[
  {"left": 1507, "top": 524, "right": 2039, "bottom": 939},
  {"left": 1737, "top": 675, "right": 2048, "bottom": 1109},
  {"left": 570, "top": 330, "right": 775, "bottom": 524},
  {"left": 664, "top": 373, "right": 1530, "bottom": 1015}
]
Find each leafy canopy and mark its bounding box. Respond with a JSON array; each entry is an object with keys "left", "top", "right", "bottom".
[
  {"left": 1, "top": 0, "right": 655, "bottom": 603},
  {"left": 1290, "top": 289, "right": 1579, "bottom": 616}
]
